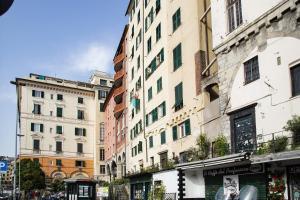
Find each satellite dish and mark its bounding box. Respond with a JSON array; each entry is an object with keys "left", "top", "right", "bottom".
[{"left": 0, "top": 0, "right": 14, "bottom": 16}]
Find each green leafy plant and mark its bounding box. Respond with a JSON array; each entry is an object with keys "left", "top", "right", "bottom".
[
  {"left": 257, "top": 143, "right": 270, "bottom": 155},
  {"left": 148, "top": 183, "right": 166, "bottom": 200},
  {"left": 284, "top": 115, "right": 300, "bottom": 147},
  {"left": 110, "top": 178, "right": 129, "bottom": 186},
  {"left": 50, "top": 178, "right": 65, "bottom": 192},
  {"left": 213, "top": 135, "right": 229, "bottom": 157},
  {"left": 269, "top": 136, "right": 288, "bottom": 153},
  {"left": 196, "top": 133, "right": 211, "bottom": 160}
]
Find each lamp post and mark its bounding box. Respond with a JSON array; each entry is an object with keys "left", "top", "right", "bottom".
[
  {"left": 10, "top": 80, "right": 25, "bottom": 200},
  {"left": 17, "top": 134, "right": 24, "bottom": 196}
]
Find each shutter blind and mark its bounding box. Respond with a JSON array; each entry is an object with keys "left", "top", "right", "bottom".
[
  {"left": 173, "top": 126, "right": 178, "bottom": 141},
  {"left": 185, "top": 119, "right": 191, "bottom": 135}
]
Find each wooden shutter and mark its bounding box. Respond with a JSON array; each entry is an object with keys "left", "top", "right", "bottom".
[
  {"left": 31, "top": 123, "right": 34, "bottom": 132},
  {"left": 173, "top": 126, "right": 178, "bottom": 141},
  {"left": 83, "top": 128, "right": 86, "bottom": 136},
  {"left": 40, "top": 124, "right": 44, "bottom": 133},
  {"left": 75, "top": 128, "right": 78, "bottom": 136},
  {"left": 32, "top": 90, "right": 36, "bottom": 97},
  {"left": 185, "top": 119, "right": 191, "bottom": 135},
  {"left": 41, "top": 91, "right": 44, "bottom": 98}
]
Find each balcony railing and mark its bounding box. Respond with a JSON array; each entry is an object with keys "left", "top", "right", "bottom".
[
  {"left": 114, "top": 68, "right": 125, "bottom": 82},
  {"left": 113, "top": 52, "right": 125, "bottom": 66},
  {"left": 178, "top": 130, "right": 299, "bottom": 165}
]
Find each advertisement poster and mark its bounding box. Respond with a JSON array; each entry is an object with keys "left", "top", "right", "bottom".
[
  {"left": 97, "top": 187, "right": 109, "bottom": 197},
  {"left": 223, "top": 175, "right": 239, "bottom": 197}
]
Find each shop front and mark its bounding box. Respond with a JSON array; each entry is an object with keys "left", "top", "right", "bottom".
[
  {"left": 203, "top": 164, "right": 266, "bottom": 200},
  {"left": 288, "top": 165, "right": 300, "bottom": 200},
  {"left": 128, "top": 173, "right": 152, "bottom": 200}
]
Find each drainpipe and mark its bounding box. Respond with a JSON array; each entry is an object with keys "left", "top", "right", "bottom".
[
  {"left": 141, "top": 0, "right": 148, "bottom": 164},
  {"left": 204, "top": 0, "right": 210, "bottom": 68}
]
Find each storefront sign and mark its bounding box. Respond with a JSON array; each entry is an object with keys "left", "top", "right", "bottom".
[
  {"left": 203, "top": 164, "right": 264, "bottom": 177},
  {"left": 97, "top": 187, "right": 109, "bottom": 197},
  {"left": 224, "top": 175, "right": 239, "bottom": 197}
]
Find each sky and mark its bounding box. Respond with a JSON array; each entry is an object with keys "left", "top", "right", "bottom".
[{"left": 0, "top": 0, "right": 129, "bottom": 156}]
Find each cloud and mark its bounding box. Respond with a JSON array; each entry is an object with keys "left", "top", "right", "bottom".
[{"left": 67, "top": 43, "right": 114, "bottom": 73}]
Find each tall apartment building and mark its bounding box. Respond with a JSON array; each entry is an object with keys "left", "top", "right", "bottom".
[
  {"left": 104, "top": 25, "right": 129, "bottom": 181},
  {"left": 89, "top": 71, "right": 114, "bottom": 181},
  {"left": 125, "top": 0, "right": 218, "bottom": 196},
  {"left": 13, "top": 72, "right": 113, "bottom": 181}
]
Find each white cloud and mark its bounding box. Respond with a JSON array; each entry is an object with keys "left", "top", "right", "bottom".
[{"left": 67, "top": 43, "right": 114, "bottom": 73}]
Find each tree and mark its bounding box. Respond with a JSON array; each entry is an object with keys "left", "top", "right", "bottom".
[
  {"left": 16, "top": 159, "right": 46, "bottom": 192},
  {"left": 50, "top": 179, "right": 65, "bottom": 192}
]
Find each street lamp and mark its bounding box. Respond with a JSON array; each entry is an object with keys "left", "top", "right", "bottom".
[{"left": 10, "top": 80, "right": 25, "bottom": 200}]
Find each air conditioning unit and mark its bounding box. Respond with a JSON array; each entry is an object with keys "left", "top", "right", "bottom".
[{"left": 147, "top": 68, "right": 152, "bottom": 74}]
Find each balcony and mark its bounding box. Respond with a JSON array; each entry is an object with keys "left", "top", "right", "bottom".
[
  {"left": 114, "top": 68, "right": 125, "bottom": 86},
  {"left": 114, "top": 52, "right": 125, "bottom": 71},
  {"left": 114, "top": 102, "right": 126, "bottom": 118},
  {"left": 114, "top": 85, "right": 125, "bottom": 104}
]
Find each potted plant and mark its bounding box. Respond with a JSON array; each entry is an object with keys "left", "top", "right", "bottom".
[
  {"left": 196, "top": 133, "right": 211, "bottom": 160},
  {"left": 284, "top": 115, "right": 300, "bottom": 148},
  {"left": 213, "top": 135, "right": 229, "bottom": 157},
  {"left": 268, "top": 136, "right": 288, "bottom": 153}
]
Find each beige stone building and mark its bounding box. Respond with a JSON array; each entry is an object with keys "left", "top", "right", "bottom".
[
  {"left": 13, "top": 72, "right": 113, "bottom": 181},
  {"left": 125, "top": 0, "right": 218, "bottom": 175}
]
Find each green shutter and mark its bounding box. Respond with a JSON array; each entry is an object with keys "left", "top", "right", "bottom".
[
  {"left": 173, "top": 43, "right": 182, "bottom": 71},
  {"left": 83, "top": 128, "right": 86, "bottom": 136},
  {"left": 56, "top": 126, "right": 62, "bottom": 134},
  {"left": 185, "top": 119, "right": 191, "bottom": 135},
  {"left": 162, "top": 102, "right": 166, "bottom": 116},
  {"left": 173, "top": 126, "right": 178, "bottom": 141},
  {"left": 152, "top": 108, "right": 158, "bottom": 122},
  {"left": 40, "top": 124, "right": 44, "bottom": 133},
  {"left": 31, "top": 123, "right": 34, "bottom": 131},
  {"left": 148, "top": 87, "right": 152, "bottom": 101},
  {"left": 157, "top": 77, "right": 162, "bottom": 93},
  {"left": 175, "top": 82, "right": 183, "bottom": 108},
  {"left": 146, "top": 114, "right": 149, "bottom": 126},
  {"left": 32, "top": 90, "right": 35, "bottom": 97},
  {"left": 161, "top": 131, "right": 166, "bottom": 144},
  {"left": 149, "top": 136, "right": 153, "bottom": 148}
]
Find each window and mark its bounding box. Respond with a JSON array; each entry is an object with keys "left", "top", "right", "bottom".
[
  {"left": 100, "top": 103, "right": 105, "bottom": 112},
  {"left": 136, "top": 76, "right": 142, "bottom": 91},
  {"left": 131, "top": 46, "right": 135, "bottom": 58},
  {"left": 136, "top": 30, "right": 142, "bottom": 49},
  {"left": 98, "top": 90, "right": 107, "bottom": 99},
  {"left": 32, "top": 90, "right": 44, "bottom": 98},
  {"left": 150, "top": 157, "right": 154, "bottom": 166},
  {"left": 100, "top": 79, "right": 107, "bottom": 86},
  {"left": 137, "top": 10, "right": 141, "bottom": 23},
  {"left": 77, "top": 110, "right": 84, "bottom": 120},
  {"left": 230, "top": 106, "right": 256, "bottom": 153},
  {"left": 138, "top": 141, "right": 143, "bottom": 153},
  {"left": 156, "top": 23, "right": 161, "bottom": 42},
  {"left": 137, "top": 56, "right": 141, "bottom": 69},
  {"left": 56, "top": 126, "right": 63, "bottom": 134},
  {"left": 75, "top": 128, "right": 86, "bottom": 136},
  {"left": 33, "top": 139, "right": 40, "bottom": 150},
  {"left": 147, "top": 37, "right": 152, "bottom": 53},
  {"left": 56, "top": 159, "right": 62, "bottom": 167},
  {"left": 173, "top": 119, "right": 191, "bottom": 140},
  {"left": 51, "top": 94, "right": 53, "bottom": 99},
  {"left": 175, "top": 82, "right": 183, "bottom": 111},
  {"left": 78, "top": 97, "right": 84, "bottom": 104},
  {"left": 291, "top": 64, "right": 300, "bottom": 97},
  {"left": 146, "top": 102, "right": 166, "bottom": 127},
  {"left": 145, "top": 48, "right": 164, "bottom": 79},
  {"left": 145, "top": 7, "right": 154, "bottom": 31},
  {"left": 57, "top": 94, "right": 63, "bottom": 101},
  {"left": 160, "top": 152, "right": 168, "bottom": 168},
  {"left": 131, "top": 67, "right": 135, "bottom": 80},
  {"left": 157, "top": 77, "right": 162, "bottom": 93},
  {"left": 244, "top": 56, "right": 259, "bottom": 84},
  {"left": 75, "top": 160, "right": 85, "bottom": 167},
  {"left": 33, "top": 104, "right": 41, "bottom": 115},
  {"left": 100, "top": 148, "right": 105, "bottom": 161},
  {"left": 131, "top": 25, "right": 135, "bottom": 38},
  {"left": 172, "top": 8, "right": 181, "bottom": 32},
  {"left": 135, "top": 99, "right": 141, "bottom": 113},
  {"left": 145, "top": 0, "right": 150, "bottom": 8},
  {"left": 100, "top": 123, "right": 105, "bottom": 142},
  {"left": 160, "top": 131, "right": 166, "bottom": 145},
  {"left": 56, "top": 141, "right": 62, "bottom": 152},
  {"left": 227, "top": 0, "right": 243, "bottom": 33},
  {"left": 149, "top": 136, "right": 153, "bottom": 148},
  {"left": 100, "top": 165, "right": 105, "bottom": 174},
  {"left": 156, "top": 0, "right": 161, "bottom": 14},
  {"left": 148, "top": 87, "right": 152, "bottom": 101},
  {"left": 56, "top": 107, "right": 63, "bottom": 117},
  {"left": 77, "top": 143, "right": 83, "bottom": 153},
  {"left": 31, "top": 123, "right": 44, "bottom": 133},
  {"left": 173, "top": 43, "right": 182, "bottom": 71}
]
